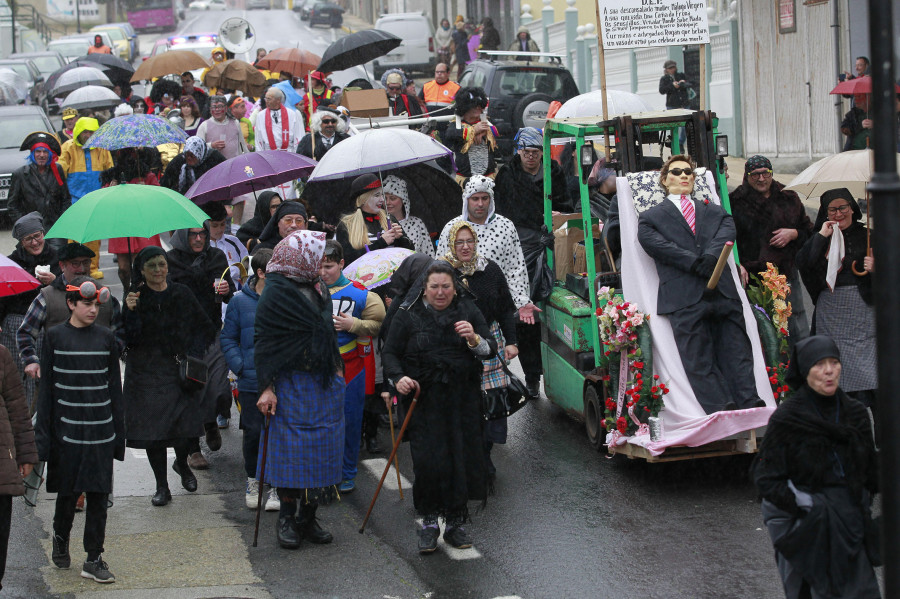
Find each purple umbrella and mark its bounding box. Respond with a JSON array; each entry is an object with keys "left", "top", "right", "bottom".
[{"left": 185, "top": 151, "right": 318, "bottom": 205}]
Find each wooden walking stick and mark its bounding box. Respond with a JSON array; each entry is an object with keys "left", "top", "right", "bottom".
[
  {"left": 387, "top": 395, "right": 403, "bottom": 499},
  {"left": 359, "top": 382, "right": 420, "bottom": 533},
  {"left": 252, "top": 412, "right": 271, "bottom": 548},
  {"left": 706, "top": 241, "right": 734, "bottom": 290}
]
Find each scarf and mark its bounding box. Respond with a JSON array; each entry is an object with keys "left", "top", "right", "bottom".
[
  {"left": 265, "top": 105, "right": 290, "bottom": 150},
  {"left": 266, "top": 230, "right": 326, "bottom": 281},
  {"left": 178, "top": 136, "right": 209, "bottom": 192},
  {"left": 29, "top": 143, "right": 63, "bottom": 186},
  {"left": 330, "top": 273, "right": 351, "bottom": 288},
  {"left": 825, "top": 224, "right": 845, "bottom": 292},
  {"left": 441, "top": 220, "right": 487, "bottom": 276}
]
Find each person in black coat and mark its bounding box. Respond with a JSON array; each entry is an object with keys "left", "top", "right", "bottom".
[
  {"left": 658, "top": 59, "right": 690, "bottom": 109},
  {"left": 159, "top": 136, "right": 226, "bottom": 195},
  {"left": 637, "top": 155, "right": 763, "bottom": 413},
  {"left": 251, "top": 201, "right": 309, "bottom": 255},
  {"left": 8, "top": 132, "right": 70, "bottom": 248},
  {"left": 297, "top": 106, "right": 350, "bottom": 162},
  {"left": 442, "top": 87, "right": 498, "bottom": 181},
  {"left": 752, "top": 335, "right": 880, "bottom": 599},
  {"left": 479, "top": 17, "right": 500, "bottom": 51},
  {"left": 236, "top": 191, "right": 282, "bottom": 249}
]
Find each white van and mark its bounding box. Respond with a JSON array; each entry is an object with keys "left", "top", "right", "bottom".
[{"left": 372, "top": 12, "right": 436, "bottom": 78}]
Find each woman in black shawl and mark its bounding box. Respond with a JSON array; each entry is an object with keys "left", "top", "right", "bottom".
[
  {"left": 752, "top": 335, "right": 879, "bottom": 599},
  {"left": 159, "top": 136, "right": 226, "bottom": 195},
  {"left": 236, "top": 190, "right": 282, "bottom": 249},
  {"left": 251, "top": 201, "right": 308, "bottom": 255},
  {"left": 254, "top": 230, "right": 344, "bottom": 550},
  {"left": 382, "top": 261, "right": 495, "bottom": 554},
  {"left": 795, "top": 188, "right": 875, "bottom": 408},
  {"left": 122, "top": 247, "right": 215, "bottom": 507}
]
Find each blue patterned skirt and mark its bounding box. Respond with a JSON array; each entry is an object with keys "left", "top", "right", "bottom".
[{"left": 258, "top": 370, "right": 345, "bottom": 490}]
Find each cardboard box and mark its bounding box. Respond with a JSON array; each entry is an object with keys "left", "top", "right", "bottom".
[
  {"left": 552, "top": 213, "right": 584, "bottom": 281},
  {"left": 340, "top": 88, "right": 389, "bottom": 118}
]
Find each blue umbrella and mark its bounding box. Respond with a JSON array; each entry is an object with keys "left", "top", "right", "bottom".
[
  {"left": 274, "top": 79, "right": 303, "bottom": 111},
  {"left": 83, "top": 114, "right": 187, "bottom": 150}
]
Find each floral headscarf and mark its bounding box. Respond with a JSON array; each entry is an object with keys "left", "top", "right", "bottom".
[
  {"left": 178, "top": 136, "right": 210, "bottom": 192},
  {"left": 442, "top": 220, "right": 487, "bottom": 276},
  {"left": 267, "top": 229, "right": 327, "bottom": 282}
]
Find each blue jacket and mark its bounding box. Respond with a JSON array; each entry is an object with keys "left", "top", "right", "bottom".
[{"left": 221, "top": 280, "right": 259, "bottom": 392}]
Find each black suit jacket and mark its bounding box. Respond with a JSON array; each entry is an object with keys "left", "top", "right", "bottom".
[
  {"left": 297, "top": 131, "right": 350, "bottom": 162},
  {"left": 637, "top": 198, "right": 739, "bottom": 314}
]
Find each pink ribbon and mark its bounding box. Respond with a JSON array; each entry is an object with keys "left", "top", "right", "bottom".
[{"left": 607, "top": 353, "right": 630, "bottom": 455}]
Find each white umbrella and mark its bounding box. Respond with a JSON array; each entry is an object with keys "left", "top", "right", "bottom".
[
  {"left": 307, "top": 127, "right": 452, "bottom": 181},
  {"left": 784, "top": 149, "right": 900, "bottom": 200},
  {"left": 51, "top": 66, "right": 113, "bottom": 97},
  {"left": 60, "top": 85, "right": 122, "bottom": 111},
  {"left": 0, "top": 68, "right": 29, "bottom": 103},
  {"left": 555, "top": 89, "right": 653, "bottom": 119}
]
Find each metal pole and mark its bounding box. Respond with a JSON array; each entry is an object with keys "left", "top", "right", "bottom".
[
  {"left": 868, "top": 0, "right": 900, "bottom": 592},
  {"left": 10, "top": 0, "right": 16, "bottom": 54},
  {"left": 831, "top": 0, "right": 843, "bottom": 151},
  {"left": 76, "top": 0, "right": 82, "bottom": 34}
]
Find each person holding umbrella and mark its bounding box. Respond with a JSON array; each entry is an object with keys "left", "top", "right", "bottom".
[
  {"left": 335, "top": 174, "right": 414, "bottom": 266},
  {"left": 841, "top": 93, "right": 873, "bottom": 151},
  {"left": 8, "top": 132, "right": 70, "bottom": 249},
  {"left": 196, "top": 95, "right": 250, "bottom": 225},
  {"left": 254, "top": 230, "right": 344, "bottom": 550},
  {"left": 253, "top": 88, "right": 303, "bottom": 199},
  {"left": 57, "top": 118, "right": 113, "bottom": 280},
  {"left": 297, "top": 106, "right": 349, "bottom": 162}
]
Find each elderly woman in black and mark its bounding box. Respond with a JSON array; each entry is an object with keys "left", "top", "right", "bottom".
[
  {"left": 796, "top": 188, "right": 875, "bottom": 410},
  {"left": 123, "top": 247, "right": 215, "bottom": 506},
  {"left": 440, "top": 221, "right": 517, "bottom": 490},
  {"left": 752, "top": 335, "right": 879, "bottom": 599},
  {"left": 382, "top": 261, "right": 494, "bottom": 554}
]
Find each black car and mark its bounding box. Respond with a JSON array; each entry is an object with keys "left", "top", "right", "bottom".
[
  {"left": 308, "top": 1, "right": 343, "bottom": 27},
  {"left": 0, "top": 58, "right": 49, "bottom": 115},
  {"left": 0, "top": 105, "right": 56, "bottom": 214},
  {"left": 294, "top": 0, "right": 314, "bottom": 18},
  {"left": 459, "top": 53, "right": 579, "bottom": 157}
]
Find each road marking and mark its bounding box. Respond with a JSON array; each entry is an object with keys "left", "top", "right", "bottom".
[
  {"left": 361, "top": 457, "right": 412, "bottom": 491},
  {"left": 129, "top": 448, "right": 176, "bottom": 459},
  {"left": 415, "top": 518, "right": 482, "bottom": 560}
]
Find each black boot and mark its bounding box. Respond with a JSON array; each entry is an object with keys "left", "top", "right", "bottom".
[
  {"left": 52, "top": 533, "right": 70, "bottom": 568},
  {"left": 172, "top": 460, "right": 197, "bottom": 492},
  {"left": 299, "top": 501, "right": 333, "bottom": 544},
  {"left": 363, "top": 411, "right": 382, "bottom": 454},
  {"left": 276, "top": 500, "right": 300, "bottom": 549}
]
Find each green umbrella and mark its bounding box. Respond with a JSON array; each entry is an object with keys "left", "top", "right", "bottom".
[{"left": 46, "top": 184, "right": 209, "bottom": 243}]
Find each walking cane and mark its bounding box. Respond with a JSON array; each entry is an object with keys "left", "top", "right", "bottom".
[
  {"left": 252, "top": 412, "right": 271, "bottom": 548},
  {"left": 386, "top": 394, "right": 403, "bottom": 499},
  {"left": 359, "top": 382, "right": 420, "bottom": 534}
]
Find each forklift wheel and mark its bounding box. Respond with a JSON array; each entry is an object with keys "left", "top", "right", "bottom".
[{"left": 583, "top": 385, "right": 604, "bottom": 451}]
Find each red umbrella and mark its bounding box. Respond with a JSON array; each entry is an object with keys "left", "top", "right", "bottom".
[
  {"left": 0, "top": 255, "right": 40, "bottom": 297},
  {"left": 830, "top": 76, "right": 900, "bottom": 95},
  {"left": 255, "top": 48, "right": 321, "bottom": 79}
]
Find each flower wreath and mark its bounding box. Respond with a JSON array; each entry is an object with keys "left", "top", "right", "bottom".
[
  {"left": 745, "top": 262, "right": 792, "bottom": 403},
  {"left": 596, "top": 286, "right": 669, "bottom": 442}
]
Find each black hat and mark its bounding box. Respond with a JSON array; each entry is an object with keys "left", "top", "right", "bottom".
[
  {"left": 20, "top": 131, "right": 61, "bottom": 156},
  {"left": 201, "top": 201, "right": 228, "bottom": 221},
  {"left": 349, "top": 173, "right": 381, "bottom": 202},
  {"left": 785, "top": 335, "right": 841, "bottom": 388},
  {"left": 57, "top": 242, "right": 95, "bottom": 262},
  {"left": 316, "top": 105, "right": 340, "bottom": 116}
]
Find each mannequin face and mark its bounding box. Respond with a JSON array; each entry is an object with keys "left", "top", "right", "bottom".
[{"left": 663, "top": 160, "right": 695, "bottom": 195}]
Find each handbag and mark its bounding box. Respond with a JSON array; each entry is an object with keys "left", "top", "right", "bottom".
[
  {"left": 176, "top": 354, "right": 208, "bottom": 393},
  {"left": 481, "top": 358, "right": 530, "bottom": 420}
]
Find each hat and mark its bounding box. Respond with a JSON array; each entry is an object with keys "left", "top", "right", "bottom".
[
  {"left": 12, "top": 211, "right": 44, "bottom": 241},
  {"left": 385, "top": 72, "right": 403, "bottom": 86},
  {"left": 62, "top": 107, "right": 78, "bottom": 120},
  {"left": 201, "top": 201, "right": 228, "bottom": 221},
  {"left": 663, "top": 59, "right": 676, "bottom": 69},
  {"left": 316, "top": 105, "right": 340, "bottom": 116},
  {"left": 350, "top": 174, "right": 382, "bottom": 201},
  {"left": 57, "top": 243, "right": 96, "bottom": 262},
  {"left": 744, "top": 154, "right": 773, "bottom": 174},
  {"left": 517, "top": 25, "right": 530, "bottom": 34},
  {"left": 462, "top": 175, "right": 494, "bottom": 202},
  {"left": 309, "top": 70, "right": 327, "bottom": 84},
  {"left": 514, "top": 126, "right": 543, "bottom": 150},
  {"left": 382, "top": 175, "right": 408, "bottom": 202},
  {"left": 19, "top": 131, "right": 61, "bottom": 155}
]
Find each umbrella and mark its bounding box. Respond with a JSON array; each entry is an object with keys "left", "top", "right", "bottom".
[
  {"left": 317, "top": 29, "right": 401, "bottom": 73},
  {"left": 274, "top": 80, "right": 303, "bottom": 110},
  {"left": 76, "top": 53, "right": 135, "bottom": 85},
  {"left": 0, "top": 255, "right": 40, "bottom": 297},
  {"left": 255, "top": 47, "right": 320, "bottom": 79},
  {"left": 60, "top": 85, "right": 122, "bottom": 111},
  {"left": 307, "top": 128, "right": 451, "bottom": 181},
  {"left": 202, "top": 59, "right": 267, "bottom": 97},
  {"left": 0, "top": 81, "right": 21, "bottom": 106},
  {"left": 185, "top": 150, "right": 317, "bottom": 205},
  {"left": 50, "top": 66, "right": 112, "bottom": 97},
  {"left": 46, "top": 184, "right": 209, "bottom": 243},
  {"left": 783, "top": 149, "right": 900, "bottom": 200},
  {"left": 0, "top": 68, "right": 29, "bottom": 103},
  {"left": 830, "top": 76, "right": 900, "bottom": 95},
  {"left": 555, "top": 89, "right": 653, "bottom": 118},
  {"left": 82, "top": 114, "right": 187, "bottom": 150},
  {"left": 342, "top": 247, "right": 414, "bottom": 289},
  {"left": 303, "top": 161, "right": 462, "bottom": 233},
  {"left": 131, "top": 50, "right": 209, "bottom": 83}
]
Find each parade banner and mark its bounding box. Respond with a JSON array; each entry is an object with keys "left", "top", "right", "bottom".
[{"left": 597, "top": 0, "right": 710, "bottom": 49}]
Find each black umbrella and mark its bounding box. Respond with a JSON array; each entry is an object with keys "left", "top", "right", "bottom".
[
  {"left": 317, "top": 29, "right": 401, "bottom": 73},
  {"left": 75, "top": 54, "right": 135, "bottom": 86},
  {"left": 302, "top": 161, "right": 461, "bottom": 235}
]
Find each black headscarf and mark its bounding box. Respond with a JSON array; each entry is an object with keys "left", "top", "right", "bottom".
[
  {"left": 813, "top": 188, "right": 863, "bottom": 231},
  {"left": 257, "top": 201, "right": 308, "bottom": 246},
  {"left": 129, "top": 246, "right": 167, "bottom": 292},
  {"left": 237, "top": 191, "right": 281, "bottom": 245},
  {"left": 785, "top": 335, "right": 841, "bottom": 389},
  {"left": 379, "top": 253, "right": 436, "bottom": 343}
]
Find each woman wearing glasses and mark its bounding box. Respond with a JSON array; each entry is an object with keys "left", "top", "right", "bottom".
[{"left": 796, "top": 188, "right": 876, "bottom": 416}]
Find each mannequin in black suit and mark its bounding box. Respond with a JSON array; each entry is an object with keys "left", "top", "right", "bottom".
[{"left": 637, "top": 155, "right": 763, "bottom": 414}]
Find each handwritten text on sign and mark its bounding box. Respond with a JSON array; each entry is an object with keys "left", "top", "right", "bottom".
[{"left": 597, "top": 0, "right": 710, "bottom": 49}]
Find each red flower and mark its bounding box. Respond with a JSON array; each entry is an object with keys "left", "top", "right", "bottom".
[
  {"left": 769, "top": 376, "right": 778, "bottom": 385},
  {"left": 631, "top": 393, "right": 640, "bottom": 401},
  {"left": 651, "top": 386, "right": 659, "bottom": 393},
  {"left": 616, "top": 417, "right": 627, "bottom": 434},
  {"left": 601, "top": 375, "right": 611, "bottom": 382},
  {"left": 773, "top": 391, "right": 779, "bottom": 399},
  {"left": 644, "top": 407, "right": 650, "bottom": 412},
  {"left": 653, "top": 374, "right": 660, "bottom": 380},
  {"left": 780, "top": 328, "right": 788, "bottom": 336},
  {"left": 633, "top": 361, "right": 644, "bottom": 369}
]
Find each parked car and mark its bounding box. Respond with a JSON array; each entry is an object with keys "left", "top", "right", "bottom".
[
  {"left": 91, "top": 24, "right": 133, "bottom": 61},
  {"left": 247, "top": 0, "right": 270, "bottom": 9},
  {"left": 148, "top": 37, "right": 170, "bottom": 59},
  {"left": 109, "top": 21, "right": 140, "bottom": 57},
  {"left": 372, "top": 13, "right": 435, "bottom": 78},
  {"left": 188, "top": 0, "right": 226, "bottom": 9},
  {"left": 61, "top": 32, "right": 117, "bottom": 57},
  {"left": 0, "top": 105, "right": 56, "bottom": 215},
  {"left": 308, "top": 1, "right": 343, "bottom": 27},
  {"left": 47, "top": 38, "right": 91, "bottom": 63},
  {"left": 9, "top": 52, "right": 66, "bottom": 114},
  {"left": 294, "top": 0, "right": 314, "bottom": 19},
  {"left": 0, "top": 59, "right": 48, "bottom": 114},
  {"left": 459, "top": 53, "right": 580, "bottom": 156}
]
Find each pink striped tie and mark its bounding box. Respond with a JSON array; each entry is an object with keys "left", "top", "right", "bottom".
[{"left": 681, "top": 194, "right": 695, "bottom": 234}]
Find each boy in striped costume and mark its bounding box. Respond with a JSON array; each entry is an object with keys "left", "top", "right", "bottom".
[{"left": 34, "top": 277, "right": 124, "bottom": 584}]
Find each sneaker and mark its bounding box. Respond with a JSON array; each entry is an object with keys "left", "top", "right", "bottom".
[
  {"left": 216, "top": 415, "right": 229, "bottom": 429},
  {"left": 417, "top": 525, "right": 439, "bottom": 554},
  {"left": 187, "top": 451, "right": 209, "bottom": 470},
  {"left": 81, "top": 558, "right": 115, "bottom": 583},
  {"left": 245, "top": 478, "right": 260, "bottom": 510},
  {"left": 264, "top": 487, "right": 281, "bottom": 512},
  {"left": 51, "top": 534, "right": 70, "bottom": 569},
  {"left": 443, "top": 525, "right": 473, "bottom": 549},
  {"left": 205, "top": 426, "right": 222, "bottom": 451},
  {"left": 338, "top": 478, "right": 355, "bottom": 494}
]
